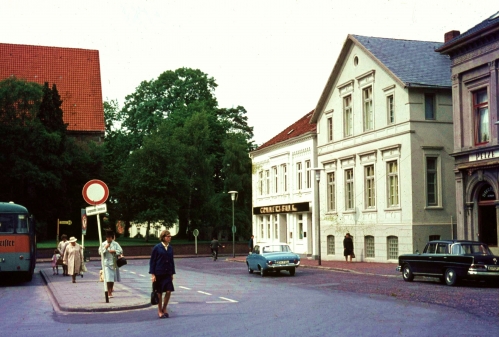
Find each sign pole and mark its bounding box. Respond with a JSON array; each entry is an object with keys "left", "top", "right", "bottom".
[{"left": 96, "top": 210, "right": 108, "bottom": 302}]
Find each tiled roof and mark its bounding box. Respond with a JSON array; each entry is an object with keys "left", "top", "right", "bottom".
[
  {"left": 254, "top": 110, "right": 316, "bottom": 151},
  {"left": 0, "top": 43, "right": 104, "bottom": 133},
  {"left": 436, "top": 11, "right": 499, "bottom": 51},
  {"left": 351, "top": 35, "right": 451, "bottom": 88}
]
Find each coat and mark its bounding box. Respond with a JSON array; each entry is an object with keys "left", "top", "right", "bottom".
[
  {"left": 99, "top": 240, "right": 123, "bottom": 282},
  {"left": 149, "top": 243, "right": 175, "bottom": 276},
  {"left": 63, "top": 243, "right": 83, "bottom": 275}
]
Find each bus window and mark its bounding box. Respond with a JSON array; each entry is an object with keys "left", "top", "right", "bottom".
[
  {"left": 17, "top": 215, "right": 29, "bottom": 233},
  {"left": 0, "top": 215, "right": 14, "bottom": 233}
]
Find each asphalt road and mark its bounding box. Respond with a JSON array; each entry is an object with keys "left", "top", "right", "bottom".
[{"left": 1, "top": 258, "right": 497, "bottom": 337}]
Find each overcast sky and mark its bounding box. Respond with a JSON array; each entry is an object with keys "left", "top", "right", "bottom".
[{"left": 1, "top": 1, "right": 497, "bottom": 145}]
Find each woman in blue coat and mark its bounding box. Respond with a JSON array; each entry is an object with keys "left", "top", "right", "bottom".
[{"left": 149, "top": 229, "right": 175, "bottom": 318}]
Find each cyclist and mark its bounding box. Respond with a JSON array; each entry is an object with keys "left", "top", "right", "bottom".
[{"left": 210, "top": 237, "right": 224, "bottom": 261}]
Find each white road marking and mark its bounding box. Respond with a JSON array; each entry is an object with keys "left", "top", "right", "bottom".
[
  {"left": 179, "top": 286, "right": 191, "bottom": 290},
  {"left": 219, "top": 297, "right": 238, "bottom": 303},
  {"left": 129, "top": 271, "right": 136, "bottom": 274},
  {"left": 206, "top": 301, "right": 235, "bottom": 304},
  {"left": 197, "top": 291, "right": 212, "bottom": 295},
  {"left": 138, "top": 274, "right": 146, "bottom": 277}
]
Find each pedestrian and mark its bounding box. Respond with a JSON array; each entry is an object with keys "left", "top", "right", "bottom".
[
  {"left": 210, "top": 237, "right": 224, "bottom": 261},
  {"left": 51, "top": 249, "right": 61, "bottom": 275},
  {"left": 58, "top": 234, "right": 69, "bottom": 276},
  {"left": 248, "top": 235, "right": 254, "bottom": 253},
  {"left": 98, "top": 230, "right": 123, "bottom": 298},
  {"left": 63, "top": 237, "right": 83, "bottom": 283},
  {"left": 149, "top": 230, "right": 175, "bottom": 319},
  {"left": 343, "top": 233, "right": 354, "bottom": 263}
]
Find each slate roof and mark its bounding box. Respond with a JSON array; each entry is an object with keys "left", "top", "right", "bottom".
[
  {"left": 436, "top": 11, "right": 499, "bottom": 52},
  {"left": 0, "top": 43, "right": 105, "bottom": 133},
  {"left": 253, "top": 110, "right": 316, "bottom": 152},
  {"left": 351, "top": 35, "right": 451, "bottom": 88}
]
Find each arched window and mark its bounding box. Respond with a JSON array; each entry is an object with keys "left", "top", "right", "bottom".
[
  {"left": 327, "top": 235, "right": 335, "bottom": 255},
  {"left": 387, "top": 236, "right": 398, "bottom": 260}
]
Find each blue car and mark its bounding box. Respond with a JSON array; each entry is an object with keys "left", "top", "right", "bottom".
[{"left": 246, "top": 243, "right": 300, "bottom": 277}]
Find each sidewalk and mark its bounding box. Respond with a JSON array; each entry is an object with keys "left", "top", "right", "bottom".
[{"left": 40, "top": 255, "right": 399, "bottom": 313}]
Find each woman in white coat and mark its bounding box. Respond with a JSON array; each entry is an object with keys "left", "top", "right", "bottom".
[
  {"left": 63, "top": 237, "right": 83, "bottom": 283},
  {"left": 99, "top": 230, "right": 123, "bottom": 297}
]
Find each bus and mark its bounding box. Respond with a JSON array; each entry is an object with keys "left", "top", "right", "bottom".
[{"left": 0, "top": 202, "right": 36, "bottom": 281}]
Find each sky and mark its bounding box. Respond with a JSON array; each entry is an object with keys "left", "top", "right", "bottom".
[{"left": 1, "top": 1, "right": 497, "bottom": 145}]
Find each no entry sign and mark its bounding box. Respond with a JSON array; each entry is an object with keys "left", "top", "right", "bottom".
[{"left": 82, "top": 179, "right": 109, "bottom": 205}]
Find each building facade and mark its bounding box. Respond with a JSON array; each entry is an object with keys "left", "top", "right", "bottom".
[
  {"left": 249, "top": 112, "right": 318, "bottom": 257},
  {"left": 310, "top": 35, "right": 456, "bottom": 262},
  {"left": 437, "top": 12, "right": 499, "bottom": 255}
]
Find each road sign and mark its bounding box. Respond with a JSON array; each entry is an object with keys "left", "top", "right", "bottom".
[
  {"left": 232, "top": 225, "right": 236, "bottom": 234},
  {"left": 82, "top": 179, "right": 109, "bottom": 205},
  {"left": 59, "top": 220, "right": 72, "bottom": 225},
  {"left": 86, "top": 203, "right": 107, "bottom": 216},
  {"left": 193, "top": 229, "right": 199, "bottom": 237}
]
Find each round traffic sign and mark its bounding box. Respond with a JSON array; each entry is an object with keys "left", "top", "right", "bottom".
[
  {"left": 193, "top": 229, "right": 199, "bottom": 237},
  {"left": 82, "top": 179, "right": 109, "bottom": 205}
]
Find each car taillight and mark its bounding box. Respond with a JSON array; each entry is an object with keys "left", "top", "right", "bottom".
[
  {"left": 293, "top": 259, "right": 298, "bottom": 264},
  {"left": 268, "top": 261, "right": 273, "bottom": 265},
  {"left": 470, "top": 264, "right": 486, "bottom": 270}
]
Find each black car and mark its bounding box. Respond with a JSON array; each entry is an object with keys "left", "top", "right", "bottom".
[{"left": 396, "top": 240, "right": 499, "bottom": 286}]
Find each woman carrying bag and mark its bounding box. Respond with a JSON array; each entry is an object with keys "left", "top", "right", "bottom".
[{"left": 99, "top": 230, "right": 123, "bottom": 298}]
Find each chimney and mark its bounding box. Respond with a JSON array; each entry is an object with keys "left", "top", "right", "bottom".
[{"left": 444, "top": 30, "right": 460, "bottom": 43}]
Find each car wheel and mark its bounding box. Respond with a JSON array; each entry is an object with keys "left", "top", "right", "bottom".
[
  {"left": 402, "top": 264, "right": 414, "bottom": 282},
  {"left": 289, "top": 268, "right": 296, "bottom": 276},
  {"left": 260, "top": 266, "right": 266, "bottom": 277},
  {"left": 247, "top": 263, "right": 253, "bottom": 274},
  {"left": 444, "top": 268, "right": 458, "bottom": 286}
]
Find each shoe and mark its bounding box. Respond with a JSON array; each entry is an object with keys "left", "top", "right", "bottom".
[{"left": 53, "top": 272, "right": 56, "bottom": 275}]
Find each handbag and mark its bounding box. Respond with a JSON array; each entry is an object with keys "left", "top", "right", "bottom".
[
  {"left": 151, "top": 282, "right": 159, "bottom": 305},
  {"left": 351, "top": 252, "right": 356, "bottom": 259},
  {"left": 81, "top": 263, "right": 87, "bottom": 273},
  {"left": 56, "top": 257, "right": 64, "bottom": 266},
  {"left": 117, "top": 256, "right": 127, "bottom": 268}
]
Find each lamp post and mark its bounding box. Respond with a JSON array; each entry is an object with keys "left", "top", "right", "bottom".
[
  {"left": 311, "top": 168, "right": 324, "bottom": 266},
  {"left": 228, "top": 191, "right": 238, "bottom": 258}
]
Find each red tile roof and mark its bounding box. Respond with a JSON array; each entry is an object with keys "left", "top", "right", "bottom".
[
  {"left": 0, "top": 43, "right": 104, "bottom": 133},
  {"left": 255, "top": 110, "right": 316, "bottom": 151}
]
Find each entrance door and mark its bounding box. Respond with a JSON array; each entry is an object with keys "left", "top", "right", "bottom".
[{"left": 478, "top": 204, "right": 498, "bottom": 246}]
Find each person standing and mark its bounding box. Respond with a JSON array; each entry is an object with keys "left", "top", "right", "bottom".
[
  {"left": 248, "top": 235, "right": 254, "bottom": 253},
  {"left": 149, "top": 230, "right": 175, "bottom": 319},
  {"left": 51, "top": 249, "right": 61, "bottom": 275},
  {"left": 58, "top": 234, "right": 69, "bottom": 276},
  {"left": 343, "top": 233, "right": 354, "bottom": 263},
  {"left": 63, "top": 237, "right": 83, "bottom": 283},
  {"left": 99, "top": 230, "right": 123, "bottom": 298}
]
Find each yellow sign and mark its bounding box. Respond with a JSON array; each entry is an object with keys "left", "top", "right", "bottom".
[{"left": 59, "top": 220, "right": 72, "bottom": 225}]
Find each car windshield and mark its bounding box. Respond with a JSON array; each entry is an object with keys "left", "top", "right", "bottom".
[
  {"left": 262, "top": 245, "right": 291, "bottom": 253},
  {"left": 452, "top": 243, "right": 492, "bottom": 255}
]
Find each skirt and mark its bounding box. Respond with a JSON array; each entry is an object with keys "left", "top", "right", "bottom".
[
  {"left": 344, "top": 248, "right": 353, "bottom": 257},
  {"left": 154, "top": 274, "right": 175, "bottom": 293}
]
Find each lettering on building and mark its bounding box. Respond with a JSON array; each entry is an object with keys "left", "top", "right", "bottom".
[{"left": 253, "top": 202, "right": 309, "bottom": 215}]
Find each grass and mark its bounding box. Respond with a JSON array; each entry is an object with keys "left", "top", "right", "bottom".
[{"left": 37, "top": 236, "right": 207, "bottom": 248}]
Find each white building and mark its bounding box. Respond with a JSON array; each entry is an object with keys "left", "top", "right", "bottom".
[
  {"left": 129, "top": 221, "right": 179, "bottom": 239},
  {"left": 310, "top": 35, "right": 456, "bottom": 262},
  {"left": 249, "top": 112, "right": 318, "bottom": 257}
]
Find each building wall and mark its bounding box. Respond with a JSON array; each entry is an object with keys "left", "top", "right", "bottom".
[{"left": 316, "top": 43, "right": 454, "bottom": 262}]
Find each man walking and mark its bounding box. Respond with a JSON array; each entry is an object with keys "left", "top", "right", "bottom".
[
  {"left": 248, "top": 235, "right": 254, "bottom": 253},
  {"left": 210, "top": 237, "right": 223, "bottom": 261}
]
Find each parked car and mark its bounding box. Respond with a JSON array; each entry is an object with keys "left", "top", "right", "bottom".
[
  {"left": 397, "top": 240, "right": 499, "bottom": 286},
  {"left": 246, "top": 243, "right": 300, "bottom": 277}
]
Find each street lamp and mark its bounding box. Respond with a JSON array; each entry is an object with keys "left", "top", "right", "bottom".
[
  {"left": 228, "top": 191, "right": 238, "bottom": 258},
  {"left": 311, "top": 168, "right": 324, "bottom": 266}
]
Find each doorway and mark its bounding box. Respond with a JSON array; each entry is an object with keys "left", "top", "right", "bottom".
[{"left": 478, "top": 204, "right": 498, "bottom": 246}]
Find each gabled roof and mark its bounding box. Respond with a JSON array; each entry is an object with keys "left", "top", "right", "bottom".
[
  {"left": 311, "top": 34, "right": 451, "bottom": 123},
  {"left": 436, "top": 11, "right": 499, "bottom": 52},
  {"left": 252, "top": 110, "right": 316, "bottom": 152},
  {"left": 0, "top": 43, "right": 105, "bottom": 133}
]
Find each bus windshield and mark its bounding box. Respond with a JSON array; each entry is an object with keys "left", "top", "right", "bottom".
[{"left": 0, "top": 214, "right": 29, "bottom": 233}]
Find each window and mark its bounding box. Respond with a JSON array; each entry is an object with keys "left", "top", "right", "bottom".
[
  {"left": 260, "top": 217, "right": 264, "bottom": 238},
  {"left": 345, "top": 169, "right": 354, "bottom": 210},
  {"left": 363, "top": 86, "right": 373, "bottom": 131},
  {"left": 258, "top": 171, "right": 263, "bottom": 196},
  {"left": 426, "top": 157, "right": 438, "bottom": 206},
  {"left": 364, "top": 165, "right": 375, "bottom": 209},
  {"left": 365, "top": 236, "right": 375, "bottom": 258},
  {"left": 298, "top": 214, "right": 303, "bottom": 240},
  {"left": 387, "top": 94, "right": 394, "bottom": 124},
  {"left": 327, "top": 117, "right": 333, "bottom": 142},
  {"left": 343, "top": 95, "right": 353, "bottom": 137},
  {"left": 297, "top": 162, "right": 303, "bottom": 190},
  {"left": 424, "top": 94, "right": 435, "bottom": 120},
  {"left": 425, "top": 242, "right": 437, "bottom": 253},
  {"left": 274, "top": 215, "right": 278, "bottom": 240},
  {"left": 429, "top": 235, "right": 440, "bottom": 241},
  {"left": 305, "top": 160, "right": 311, "bottom": 189},
  {"left": 387, "top": 161, "right": 399, "bottom": 207},
  {"left": 327, "top": 172, "right": 336, "bottom": 212},
  {"left": 265, "top": 170, "right": 270, "bottom": 195},
  {"left": 436, "top": 243, "right": 449, "bottom": 254},
  {"left": 267, "top": 216, "right": 271, "bottom": 239},
  {"left": 387, "top": 236, "right": 398, "bottom": 260},
  {"left": 272, "top": 166, "right": 278, "bottom": 194},
  {"left": 474, "top": 89, "right": 489, "bottom": 144},
  {"left": 327, "top": 235, "right": 335, "bottom": 255},
  {"left": 281, "top": 164, "right": 287, "bottom": 192}
]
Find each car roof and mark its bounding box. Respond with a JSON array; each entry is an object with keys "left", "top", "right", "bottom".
[{"left": 428, "top": 240, "right": 486, "bottom": 244}]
